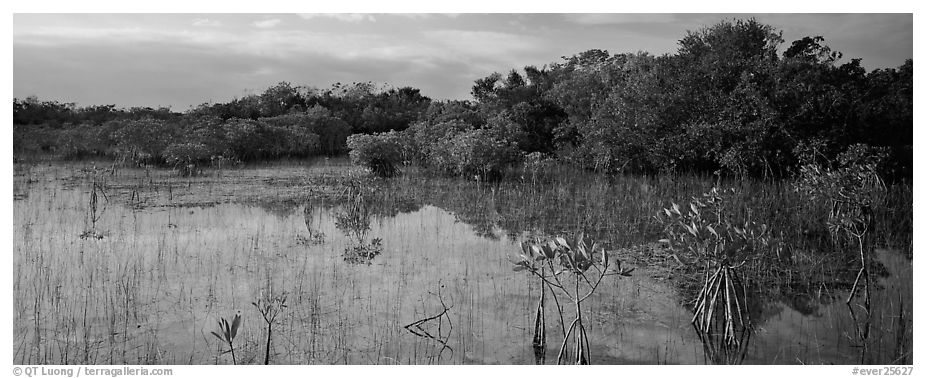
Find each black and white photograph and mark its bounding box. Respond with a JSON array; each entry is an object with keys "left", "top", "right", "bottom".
[{"left": 9, "top": 6, "right": 916, "bottom": 372}]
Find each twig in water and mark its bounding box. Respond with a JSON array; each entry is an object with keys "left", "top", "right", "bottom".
[{"left": 403, "top": 285, "right": 454, "bottom": 361}]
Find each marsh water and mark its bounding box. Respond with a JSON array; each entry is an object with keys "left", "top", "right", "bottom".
[{"left": 13, "top": 162, "right": 912, "bottom": 365}]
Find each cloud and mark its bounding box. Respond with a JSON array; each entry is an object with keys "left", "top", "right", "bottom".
[
  {"left": 13, "top": 13, "right": 913, "bottom": 109},
  {"left": 14, "top": 26, "right": 166, "bottom": 46},
  {"left": 253, "top": 18, "right": 282, "bottom": 28},
  {"left": 392, "top": 13, "right": 460, "bottom": 19},
  {"left": 393, "top": 13, "right": 431, "bottom": 20},
  {"left": 15, "top": 25, "right": 404, "bottom": 61},
  {"left": 423, "top": 29, "right": 545, "bottom": 66},
  {"left": 298, "top": 13, "right": 376, "bottom": 23},
  {"left": 565, "top": 14, "right": 679, "bottom": 25},
  {"left": 192, "top": 18, "right": 221, "bottom": 27}
]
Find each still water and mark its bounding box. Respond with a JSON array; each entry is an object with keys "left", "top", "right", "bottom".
[{"left": 13, "top": 170, "right": 911, "bottom": 365}]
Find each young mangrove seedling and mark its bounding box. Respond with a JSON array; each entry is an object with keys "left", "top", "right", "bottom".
[
  {"left": 80, "top": 177, "right": 109, "bottom": 240},
  {"left": 512, "top": 233, "right": 633, "bottom": 364},
  {"left": 794, "top": 144, "right": 884, "bottom": 307},
  {"left": 253, "top": 292, "right": 287, "bottom": 365},
  {"left": 210, "top": 313, "right": 241, "bottom": 365},
  {"left": 656, "top": 187, "right": 771, "bottom": 362}
]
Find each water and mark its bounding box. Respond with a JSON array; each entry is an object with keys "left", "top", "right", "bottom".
[{"left": 12, "top": 164, "right": 912, "bottom": 365}]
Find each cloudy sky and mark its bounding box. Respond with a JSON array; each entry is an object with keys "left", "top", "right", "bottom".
[{"left": 13, "top": 13, "right": 913, "bottom": 110}]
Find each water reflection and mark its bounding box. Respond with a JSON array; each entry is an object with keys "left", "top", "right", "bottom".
[
  {"left": 402, "top": 285, "right": 454, "bottom": 363},
  {"left": 334, "top": 187, "right": 382, "bottom": 265},
  {"left": 695, "top": 325, "right": 751, "bottom": 365},
  {"left": 690, "top": 264, "right": 753, "bottom": 365},
  {"left": 299, "top": 206, "right": 326, "bottom": 245},
  {"left": 332, "top": 180, "right": 913, "bottom": 365},
  {"left": 12, "top": 171, "right": 913, "bottom": 365},
  {"left": 243, "top": 186, "right": 917, "bottom": 365},
  {"left": 846, "top": 302, "right": 872, "bottom": 363}
]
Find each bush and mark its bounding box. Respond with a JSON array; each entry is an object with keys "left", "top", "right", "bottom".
[
  {"left": 55, "top": 122, "right": 119, "bottom": 159},
  {"left": 262, "top": 123, "right": 320, "bottom": 158},
  {"left": 56, "top": 125, "right": 94, "bottom": 159},
  {"left": 794, "top": 143, "right": 886, "bottom": 247},
  {"left": 260, "top": 112, "right": 348, "bottom": 156},
  {"left": 222, "top": 118, "right": 264, "bottom": 161},
  {"left": 346, "top": 131, "right": 405, "bottom": 177},
  {"left": 523, "top": 151, "right": 557, "bottom": 182},
  {"left": 308, "top": 116, "right": 352, "bottom": 155},
  {"left": 186, "top": 115, "right": 229, "bottom": 158},
  {"left": 163, "top": 142, "right": 211, "bottom": 176},
  {"left": 429, "top": 128, "right": 522, "bottom": 179},
  {"left": 112, "top": 118, "right": 176, "bottom": 163},
  {"left": 404, "top": 120, "right": 471, "bottom": 164}
]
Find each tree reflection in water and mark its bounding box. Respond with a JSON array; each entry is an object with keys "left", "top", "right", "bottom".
[{"left": 334, "top": 182, "right": 382, "bottom": 264}]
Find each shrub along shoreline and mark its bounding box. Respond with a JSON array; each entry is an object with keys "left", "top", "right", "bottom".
[{"left": 15, "top": 18, "right": 911, "bottom": 183}]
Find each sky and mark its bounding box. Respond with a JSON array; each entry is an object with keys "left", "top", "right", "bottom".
[{"left": 12, "top": 13, "right": 914, "bottom": 110}]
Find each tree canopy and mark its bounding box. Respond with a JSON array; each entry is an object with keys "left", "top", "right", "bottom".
[{"left": 14, "top": 18, "right": 912, "bottom": 181}]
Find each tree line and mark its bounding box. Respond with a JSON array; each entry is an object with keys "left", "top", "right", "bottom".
[
  {"left": 14, "top": 81, "right": 431, "bottom": 170},
  {"left": 14, "top": 19, "right": 912, "bottom": 181}
]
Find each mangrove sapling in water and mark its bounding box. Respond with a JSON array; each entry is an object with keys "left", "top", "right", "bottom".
[
  {"left": 531, "top": 273, "right": 547, "bottom": 364},
  {"left": 794, "top": 146, "right": 885, "bottom": 306},
  {"left": 893, "top": 294, "right": 909, "bottom": 364},
  {"left": 253, "top": 292, "right": 287, "bottom": 365},
  {"left": 299, "top": 206, "right": 326, "bottom": 245},
  {"left": 696, "top": 316, "right": 751, "bottom": 365},
  {"left": 656, "top": 187, "right": 775, "bottom": 362},
  {"left": 210, "top": 313, "right": 241, "bottom": 365},
  {"left": 80, "top": 177, "right": 109, "bottom": 240},
  {"left": 512, "top": 234, "right": 633, "bottom": 364},
  {"left": 335, "top": 179, "right": 384, "bottom": 264}
]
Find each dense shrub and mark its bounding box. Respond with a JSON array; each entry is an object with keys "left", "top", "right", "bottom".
[
  {"left": 56, "top": 125, "right": 95, "bottom": 159},
  {"left": 262, "top": 123, "right": 320, "bottom": 158},
  {"left": 163, "top": 142, "right": 211, "bottom": 176},
  {"left": 222, "top": 118, "right": 265, "bottom": 160},
  {"left": 260, "top": 111, "right": 348, "bottom": 156},
  {"left": 346, "top": 131, "right": 405, "bottom": 177},
  {"left": 403, "top": 120, "right": 471, "bottom": 164},
  {"left": 428, "top": 128, "right": 522, "bottom": 179},
  {"left": 185, "top": 115, "right": 228, "bottom": 157},
  {"left": 522, "top": 151, "right": 558, "bottom": 182},
  {"left": 304, "top": 113, "right": 352, "bottom": 155},
  {"left": 112, "top": 118, "right": 176, "bottom": 163},
  {"left": 55, "top": 122, "right": 119, "bottom": 158},
  {"left": 420, "top": 100, "right": 486, "bottom": 128}
]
